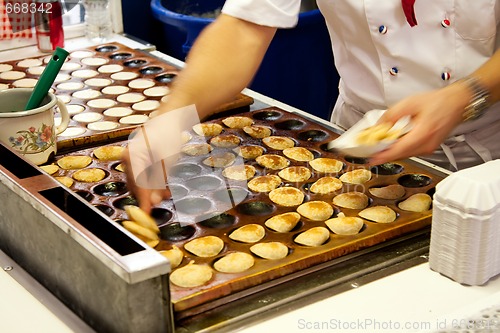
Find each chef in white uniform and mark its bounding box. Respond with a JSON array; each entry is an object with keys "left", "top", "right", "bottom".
[{"left": 125, "top": 0, "right": 500, "bottom": 211}]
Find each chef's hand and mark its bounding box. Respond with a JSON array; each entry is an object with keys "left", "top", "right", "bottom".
[
  {"left": 122, "top": 147, "right": 170, "bottom": 214},
  {"left": 369, "top": 82, "right": 471, "bottom": 165}
]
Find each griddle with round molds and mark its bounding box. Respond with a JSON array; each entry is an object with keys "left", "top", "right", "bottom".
[
  {"left": 0, "top": 42, "right": 254, "bottom": 150},
  {"left": 42, "top": 106, "right": 446, "bottom": 315}
]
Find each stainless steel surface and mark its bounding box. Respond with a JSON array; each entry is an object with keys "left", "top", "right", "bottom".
[{"left": 0, "top": 143, "right": 173, "bottom": 333}]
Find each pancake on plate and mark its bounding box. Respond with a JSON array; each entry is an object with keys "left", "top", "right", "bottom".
[
  {"left": 398, "top": 193, "right": 432, "bottom": 212},
  {"left": 294, "top": 227, "right": 330, "bottom": 247},
  {"left": 278, "top": 166, "right": 312, "bottom": 182},
  {"left": 229, "top": 224, "right": 265, "bottom": 243},
  {"left": 325, "top": 213, "right": 364, "bottom": 235},
  {"left": 250, "top": 242, "right": 288, "bottom": 260},
  {"left": 184, "top": 236, "right": 224, "bottom": 257},
  {"left": 255, "top": 154, "right": 290, "bottom": 170},
  {"left": 309, "top": 158, "right": 343, "bottom": 173},
  {"left": 222, "top": 164, "right": 256, "bottom": 181},
  {"left": 369, "top": 184, "right": 406, "bottom": 200},
  {"left": 332, "top": 192, "right": 369, "bottom": 209},
  {"left": 192, "top": 123, "right": 223, "bottom": 137},
  {"left": 170, "top": 262, "right": 213, "bottom": 287},
  {"left": 358, "top": 206, "right": 397, "bottom": 223},
  {"left": 159, "top": 245, "right": 184, "bottom": 269},
  {"left": 214, "top": 252, "right": 255, "bottom": 273},
  {"left": 72, "top": 168, "right": 106, "bottom": 182},
  {"left": 243, "top": 125, "right": 272, "bottom": 139},
  {"left": 181, "top": 143, "right": 213, "bottom": 156},
  {"left": 248, "top": 175, "right": 282, "bottom": 192},
  {"left": 264, "top": 212, "right": 301, "bottom": 232},
  {"left": 262, "top": 136, "right": 295, "bottom": 150},
  {"left": 269, "top": 187, "right": 305, "bottom": 207},
  {"left": 234, "top": 145, "right": 264, "bottom": 160},
  {"left": 57, "top": 155, "right": 92, "bottom": 169},
  {"left": 296, "top": 201, "right": 334, "bottom": 221},
  {"left": 210, "top": 134, "right": 241, "bottom": 148},
  {"left": 339, "top": 169, "right": 372, "bottom": 184},
  {"left": 93, "top": 145, "right": 125, "bottom": 161},
  {"left": 309, "top": 177, "right": 343, "bottom": 194},
  {"left": 203, "top": 152, "right": 236, "bottom": 168},
  {"left": 282, "top": 147, "right": 314, "bottom": 162},
  {"left": 222, "top": 116, "right": 254, "bottom": 129}
]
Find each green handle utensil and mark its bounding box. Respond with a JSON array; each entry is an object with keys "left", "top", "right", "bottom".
[{"left": 24, "top": 47, "right": 69, "bottom": 110}]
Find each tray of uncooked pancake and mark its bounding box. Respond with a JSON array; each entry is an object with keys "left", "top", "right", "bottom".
[
  {"left": 0, "top": 42, "right": 254, "bottom": 150},
  {"left": 39, "top": 106, "right": 446, "bottom": 313}
]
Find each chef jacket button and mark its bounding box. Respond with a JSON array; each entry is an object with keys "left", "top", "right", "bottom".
[
  {"left": 389, "top": 67, "right": 399, "bottom": 76},
  {"left": 378, "top": 25, "right": 388, "bottom": 34},
  {"left": 441, "top": 19, "right": 451, "bottom": 28},
  {"left": 441, "top": 72, "right": 451, "bottom": 81}
]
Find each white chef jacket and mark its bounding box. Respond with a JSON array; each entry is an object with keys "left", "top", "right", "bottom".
[{"left": 222, "top": 0, "right": 500, "bottom": 170}]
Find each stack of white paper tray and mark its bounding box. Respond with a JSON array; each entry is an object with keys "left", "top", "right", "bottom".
[{"left": 429, "top": 159, "right": 500, "bottom": 286}]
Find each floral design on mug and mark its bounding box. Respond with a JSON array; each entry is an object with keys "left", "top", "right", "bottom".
[{"left": 9, "top": 124, "right": 55, "bottom": 153}]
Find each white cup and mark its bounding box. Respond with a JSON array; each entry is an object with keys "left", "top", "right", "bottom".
[{"left": 0, "top": 88, "right": 70, "bottom": 165}]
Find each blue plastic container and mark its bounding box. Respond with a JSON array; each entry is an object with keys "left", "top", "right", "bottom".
[{"left": 150, "top": 0, "right": 340, "bottom": 119}]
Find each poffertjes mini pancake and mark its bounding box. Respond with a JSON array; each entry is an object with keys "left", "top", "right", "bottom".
[
  {"left": 213, "top": 252, "right": 255, "bottom": 273},
  {"left": 332, "top": 192, "right": 369, "bottom": 209},
  {"left": 203, "top": 152, "right": 236, "bottom": 168},
  {"left": 339, "top": 169, "right": 372, "bottom": 184},
  {"left": 234, "top": 145, "right": 264, "bottom": 160},
  {"left": 181, "top": 143, "right": 213, "bottom": 156},
  {"left": 398, "top": 193, "right": 432, "bottom": 212},
  {"left": 54, "top": 176, "right": 74, "bottom": 188},
  {"left": 325, "top": 213, "right": 364, "bottom": 235},
  {"left": 115, "top": 163, "right": 125, "bottom": 172},
  {"left": 40, "top": 164, "right": 59, "bottom": 175},
  {"left": 72, "top": 168, "right": 106, "bottom": 183},
  {"left": 125, "top": 205, "right": 160, "bottom": 232},
  {"left": 369, "top": 184, "right": 406, "bottom": 200},
  {"left": 296, "top": 201, "right": 334, "bottom": 221},
  {"left": 359, "top": 206, "right": 397, "bottom": 223},
  {"left": 250, "top": 242, "right": 288, "bottom": 260},
  {"left": 222, "top": 116, "right": 254, "bottom": 129},
  {"left": 309, "top": 177, "right": 343, "bottom": 194},
  {"left": 248, "top": 175, "right": 282, "bottom": 192},
  {"left": 229, "top": 224, "right": 265, "bottom": 243},
  {"left": 356, "top": 123, "right": 403, "bottom": 145},
  {"left": 122, "top": 221, "right": 159, "bottom": 241},
  {"left": 184, "top": 236, "right": 224, "bottom": 257},
  {"left": 222, "top": 165, "right": 256, "bottom": 180},
  {"left": 294, "top": 227, "right": 330, "bottom": 247},
  {"left": 192, "top": 123, "right": 223, "bottom": 137},
  {"left": 170, "top": 262, "right": 213, "bottom": 288},
  {"left": 282, "top": 147, "right": 315, "bottom": 162},
  {"left": 309, "top": 158, "right": 343, "bottom": 173},
  {"left": 210, "top": 134, "right": 241, "bottom": 148},
  {"left": 255, "top": 154, "right": 290, "bottom": 170},
  {"left": 278, "top": 166, "right": 312, "bottom": 182},
  {"left": 262, "top": 136, "right": 295, "bottom": 150},
  {"left": 93, "top": 145, "right": 125, "bottom": 161},
  {"left": 243, "top": 125, "right": 272, "bottom": 139},
  {"left": 159, "top": 245, "right": 184, "bottom": 269},
  {"left": 264, "top": 212, "right": 301, "bottom": 232},
  {"left": 269, "top": 187, "right": 305, "bottom": 207},
  {"left": 57, "top": 155, "right": 92, "bottom": 169}
]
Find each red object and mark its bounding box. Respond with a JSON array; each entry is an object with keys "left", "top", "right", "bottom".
[
  {"left": 35, "top": 0, "right": 64, "bottom": 52},
  {"left": 401, "top": 0, "right": 418, "bottom": 27}
]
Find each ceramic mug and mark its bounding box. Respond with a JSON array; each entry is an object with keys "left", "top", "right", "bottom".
[{"left": 0, "top": 88, "right": 70, "bottom": 165}]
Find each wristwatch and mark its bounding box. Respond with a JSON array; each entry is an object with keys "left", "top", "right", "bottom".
[{"left": 460, "top": 76, "right": 491, "bottom": 122}]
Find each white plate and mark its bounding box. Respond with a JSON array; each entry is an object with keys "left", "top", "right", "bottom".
[{"left": 327, "top": 109, "right": 412, "bottom": 158}]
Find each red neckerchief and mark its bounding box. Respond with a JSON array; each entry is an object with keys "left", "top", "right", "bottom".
[{"left": 402, "top": 0, "right": 418, "bottom": 27}]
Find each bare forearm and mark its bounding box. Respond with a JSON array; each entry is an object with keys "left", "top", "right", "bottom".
[{"left": 159, "top": 14, "right": 277, "bottom": 119}]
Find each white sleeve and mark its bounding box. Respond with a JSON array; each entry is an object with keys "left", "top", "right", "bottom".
[{"left": 222, "top": 0, "right": 301, "bottom": 28}]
